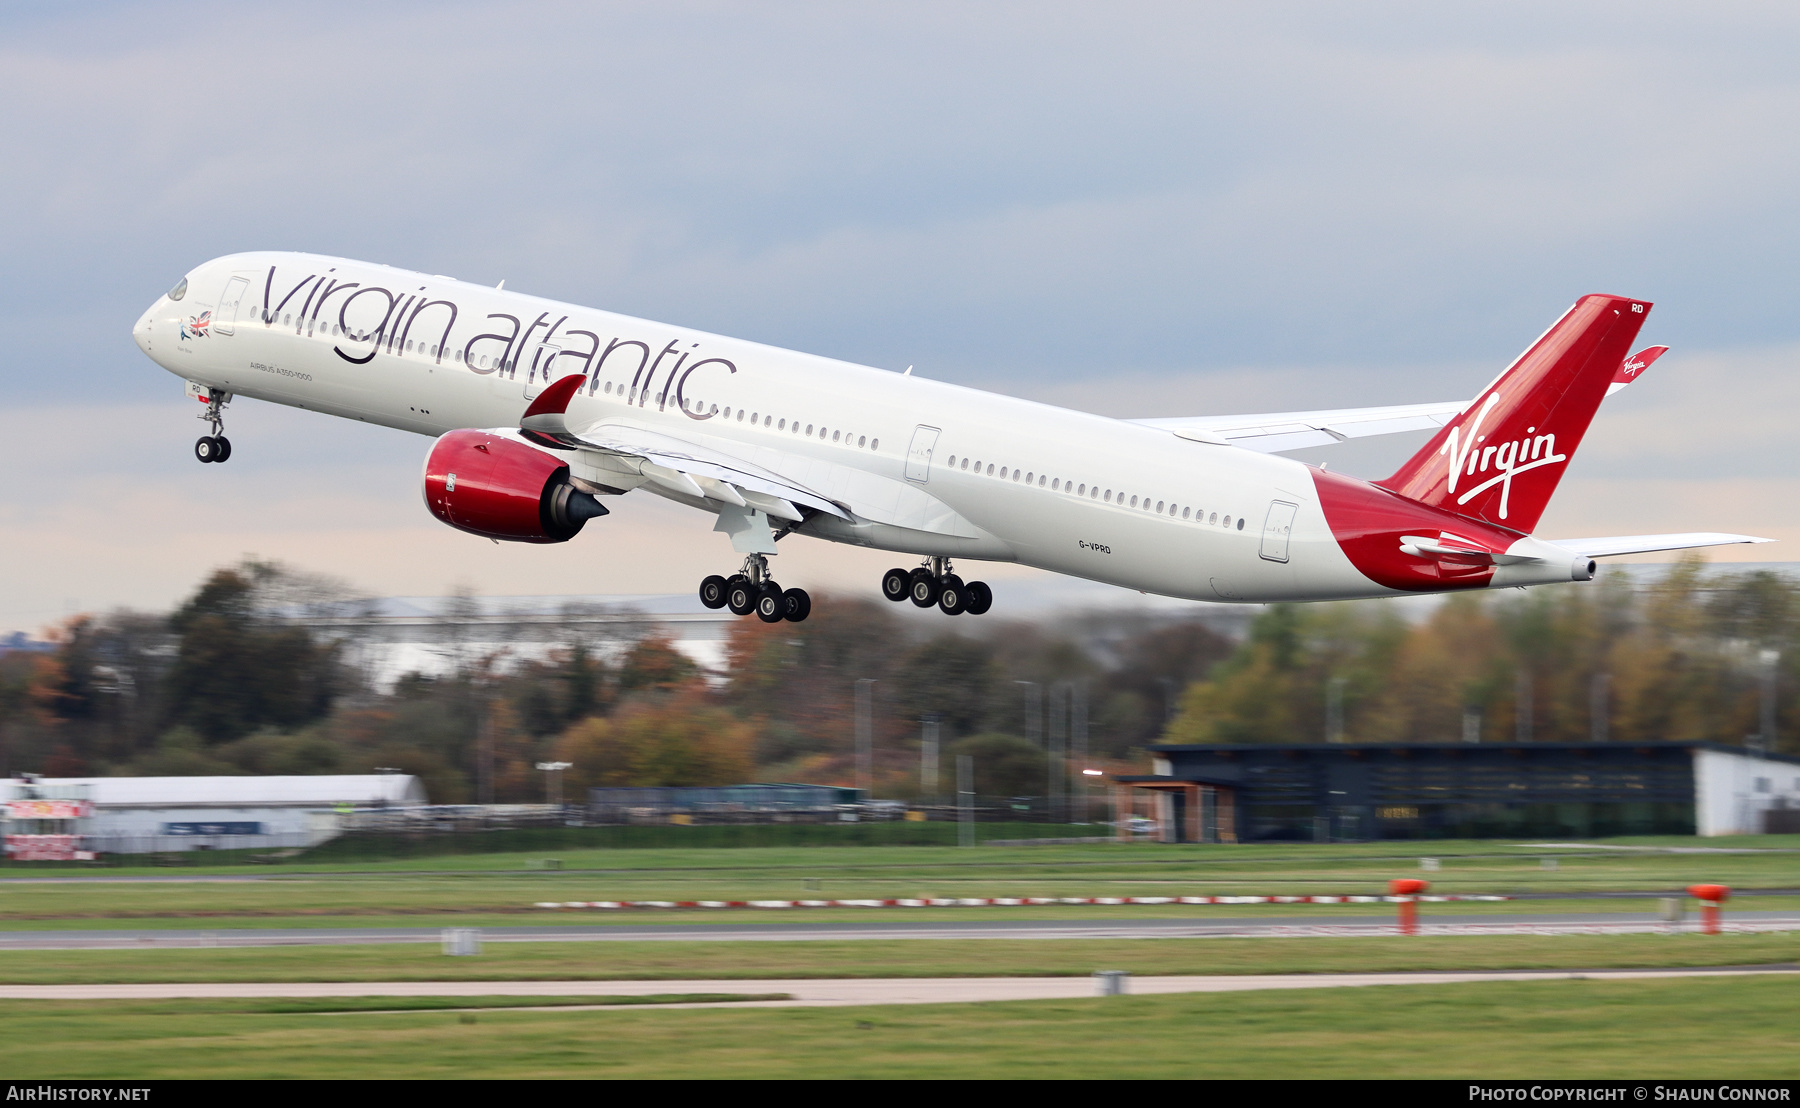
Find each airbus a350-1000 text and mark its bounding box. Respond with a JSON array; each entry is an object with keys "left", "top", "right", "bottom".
[{"left": 132, "top": 252, "right": 1768, "bottom": 622}]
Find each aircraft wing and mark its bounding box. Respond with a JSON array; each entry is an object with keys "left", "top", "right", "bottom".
[
  {"left": 519, "top": 375, "right": 847, "bottom": 522},
  {"left": 1129, "top": 347, "right": 1668, "bottom": 454},
  {"left": 1542, "top": 533, "right": 1775, "bottom": 558},
  {"left": 1127, "top": 401, "right": 1466, "bottom": 453}
]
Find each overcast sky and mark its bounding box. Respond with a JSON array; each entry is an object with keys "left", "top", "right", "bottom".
[{"left": 4, "top": 1, "right": 1799, "bottom": 629}]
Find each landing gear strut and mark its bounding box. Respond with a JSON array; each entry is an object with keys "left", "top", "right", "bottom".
[
  {"left": 698, "top": 554, "right": 811, "bottom": 622},
  {"left": 881, "top": 558, "right": 991, "bottom": 616},
  {"left": 194, "top": 389, "right": 232, "bottom": 464}
]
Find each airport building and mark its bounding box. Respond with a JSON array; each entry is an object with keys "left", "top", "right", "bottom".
[
  {"left": 3, "top": 775, "right": 426, "bottom": 857},
  {"left": 1117, "top": 742, "right": 1800, "bottom": 843}
]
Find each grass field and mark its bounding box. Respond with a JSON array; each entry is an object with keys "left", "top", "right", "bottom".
[
  {"left": 4, "top": 975, "right": 1795, "bottom": 1078},
  {"left": 0, "top": 933, "right": 1792, "bottom": 984},
  {"left": 0, "top": 840, "right": 1792, "bottom": 929}
]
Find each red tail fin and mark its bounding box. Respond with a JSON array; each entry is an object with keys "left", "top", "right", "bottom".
[{"left": 1376, "top": 294, "right": 1650, "bottom": 534}]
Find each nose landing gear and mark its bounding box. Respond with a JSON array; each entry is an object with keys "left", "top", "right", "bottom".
[
  {"left": 699, "top": 555, "right": 811, "bottom": 622},
  {"left": 193, "top": 389, "right": 233, "bottom": 464},
  {"left": 881, "top": 559, "right": 991, "bottom": 616}
]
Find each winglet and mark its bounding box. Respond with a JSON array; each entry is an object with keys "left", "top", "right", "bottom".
[
  {"left": 521, "top": 374, "right": 588, "bottom": 435},
  {"left": 1608, "top": 345, "right": 1668, "bottom": 396}
]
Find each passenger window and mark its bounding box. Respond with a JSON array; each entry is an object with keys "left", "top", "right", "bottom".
[
  {"left": 986, "top": 464, "right": 994, "bottom": 476},
  {"left": 738, "top": 410, "right": 746, "bottom": 422},
  {"left": 1105, "top": 491, "right": 1112, "bottom": 502},
  {"left": 1209, "top": 513, "right": 1217, "bottom": 524},
  {"left": 779, "top": 419, "right": 786, "bottom": 430},
  {"left": 604, "top": 382, "right": 612, "bottom": 394},
  {"left": 999, "top": 467, "right": 1007, "bottom": 479},
  {"left": 960, "top": 458, "right": 968, "bottom": 470},
  {"left": 1157, "top": 501, "right": 1164, "bottom": 513},
  {"left": 1077, "top": 484, "right": 1085, "bottom": 495},
  {"left": 1038, "top": 475, "right": 1045, "bottom": 487},
  {"left": 833, "top": 430, "right": 841, "bottom": 442},
  {"left": 1129, "top": 496, "right": 1138, "bottom": 508},
  {"left": 858, "top": 435, "right": 866, "bottom": 448},
  {"left": 1237, "top": 518, "right": 1245, "bottom": 530},
  {"left": 807, "top": 424, "right": 814, "bottom": 436},
  {"left": 722, "top": 407, "right": 730, "bottom": 418},
  {"left": 1183, "top": 507, "right": 1191, "bottom": 519},
  {"left": 870, "top": 438, "right": 878, "bottom": 450}
]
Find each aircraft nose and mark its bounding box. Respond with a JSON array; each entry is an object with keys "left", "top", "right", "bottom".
[{"left": 132, "top": 306, "right": 155, "bottom": 354}]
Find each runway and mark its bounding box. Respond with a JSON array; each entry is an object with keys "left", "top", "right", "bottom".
[
  {"left": 4, "top": 910, "right": 1800, "bottom": 948},
  {"left": 2, "top": 966, "right": 1795, "bottom": 1006}
]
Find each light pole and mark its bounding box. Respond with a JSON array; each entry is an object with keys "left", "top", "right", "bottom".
[
  {"left": 920, "top": 716, "right": 940, "bottom": 799},
  {"left": 957, "top": 755, "right": 975, "bottom": 847},
  {"left": 855, "top": 679, "right": 875, "bottom": 799},
  {"left": 535, "top": 761, "right": 572, "bottom": 806}
]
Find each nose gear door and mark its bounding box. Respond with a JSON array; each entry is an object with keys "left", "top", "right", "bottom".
[{"left": 1259, "top": 500, "right": 1297, "bottom": 563}]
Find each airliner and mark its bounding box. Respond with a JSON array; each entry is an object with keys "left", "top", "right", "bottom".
[{"left": 132, "top": 252, "right": 1768, "bottom": 622}]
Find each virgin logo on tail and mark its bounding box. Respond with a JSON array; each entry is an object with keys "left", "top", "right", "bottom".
[{"left": 1438, "top": 394, "right": 1566, "bottom": 521}]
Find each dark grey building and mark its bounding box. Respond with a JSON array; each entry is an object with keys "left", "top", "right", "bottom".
[{"left": 1117, "top": 742, "right": 1800, "bottom": 842}]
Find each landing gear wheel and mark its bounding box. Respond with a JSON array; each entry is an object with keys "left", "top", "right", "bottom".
[
  {"left": 755, "top": 584, "right": 786, "bottom": 623},
  {"left": 194, "top": 436, "right": 221, "bottom": 463},
  {"left": 881, "top": 568, "right": 911, "bottom": 602},
  {"left": 965, "top": 580, "right": 993, "bottom": 615},
  {"left": 726, "top": 576, "right": 758, "bottom": 616},
  {"left": 938, "top": 578, "right": 968, "bottom": 615},
  {"left": 214, "top": 437, "right": 232, "bottom": 462},
  {"left": 781, "top": 587, "right": 812, "bottom": 622},
  {"left": 910, "top": 574, "right": 942, "bottom": 609},
  {"left": 698, "top": 575, "right": 729, "bottom": 610}
]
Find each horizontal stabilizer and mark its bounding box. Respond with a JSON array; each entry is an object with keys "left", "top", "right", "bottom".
[{"left": 1543, "top": 533, "right": 1774, "bottom": 559}]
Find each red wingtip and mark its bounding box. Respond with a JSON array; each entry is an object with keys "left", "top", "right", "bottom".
[{"left": 521, "top": 374, "right": 587, "bottom": 422}]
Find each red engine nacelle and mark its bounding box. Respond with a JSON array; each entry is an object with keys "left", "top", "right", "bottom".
[{"left": 422, "top": 430, "right": 608, "bottom": 543}]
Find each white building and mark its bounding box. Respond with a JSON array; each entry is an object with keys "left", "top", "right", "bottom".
[
  {"left": 1693, "top": 748, "right": 1800, "bottom": 836},
  {"left": 8, "top": 775, "right": 425, "bottom": 854}
]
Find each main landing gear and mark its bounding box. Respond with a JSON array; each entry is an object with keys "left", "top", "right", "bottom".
[
  {"left": 882, "top": 558, "right": 991, "bottom": 616},
  {"left": 194, "top": 390, "right": 232, "bottom": 463},
  {"left": 699, "top": 554, "right": 811, "bottom": 623}
]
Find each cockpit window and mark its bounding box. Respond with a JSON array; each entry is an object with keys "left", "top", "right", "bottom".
[{"left": 168, "top": 278, "right": 187, "bottom": 301}]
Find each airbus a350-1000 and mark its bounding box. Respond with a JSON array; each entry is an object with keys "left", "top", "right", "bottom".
[{"left": 132, "top": 252, "right": 1769, "bottom": 622}]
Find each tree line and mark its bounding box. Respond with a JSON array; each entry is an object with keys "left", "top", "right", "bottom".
[
  {"left": 4, "top": 558, "right": 1788, "bottom": 801},
  {"left": 0, "top": 560, "right": 1232, "bottom": 801}
]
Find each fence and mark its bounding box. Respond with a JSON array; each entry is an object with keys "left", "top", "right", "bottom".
[{"left": 0, "top": 795, "right": 1110, "bottom": 866}]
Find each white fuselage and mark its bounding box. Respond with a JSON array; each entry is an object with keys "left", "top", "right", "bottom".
[{"left": 133, "top": 251, "right": 1417, "bottom": 603}]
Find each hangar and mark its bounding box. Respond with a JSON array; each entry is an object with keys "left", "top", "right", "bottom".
[
  {"left": 1117, "top": 742, "right": 1800, "bottom": 843},
  {"left": 3, "top": 775, "right": 426, "bottom": 857}
]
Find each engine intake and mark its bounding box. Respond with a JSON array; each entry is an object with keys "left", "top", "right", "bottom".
[{"left": 422, "top": 430, "right": 607, "bottom": 543}]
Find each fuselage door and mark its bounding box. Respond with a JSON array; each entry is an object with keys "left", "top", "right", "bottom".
[
  {"left": 523, "top": 343, "right": 561, "bottom": 399},
  {"left": 214, "top": 276, "right": 249, "bottom": 337},
  {"left": 1260, "top": 500, "right": 1298, "bottom": 563},
  {"left": 905, "top": 425, "right": 941, "bottom": 483}
]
